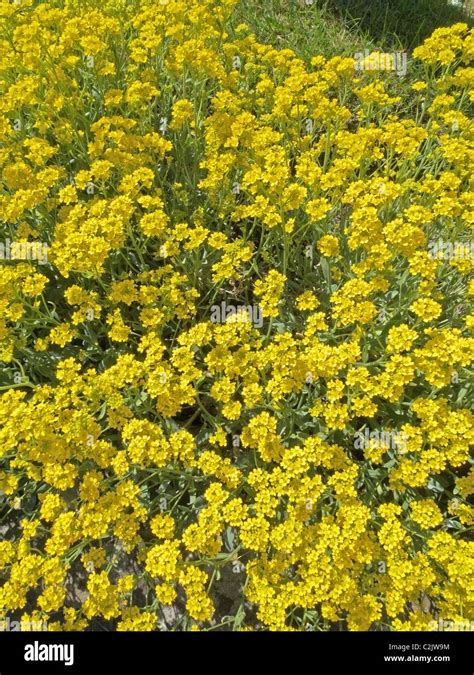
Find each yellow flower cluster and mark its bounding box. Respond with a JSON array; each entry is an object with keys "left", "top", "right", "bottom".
[{"left": 0, "top": 0, "right": 472, "bottom": 632}]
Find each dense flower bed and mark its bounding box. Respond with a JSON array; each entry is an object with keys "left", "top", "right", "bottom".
[{"left": 0, "top": 0, "right": 472, "bottom": 631}]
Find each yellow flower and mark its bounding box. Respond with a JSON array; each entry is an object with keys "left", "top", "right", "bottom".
[
  {"left": 254, "top": 270, "right": 286, "bottom": 318},
  {"left": 306, "top": 197, "right": 330, "bottom": 221},
  {"left": 169, "top": 99, "right": 195, "bottom": 130},
  {"left": 411, "top": 500, "right": 444, "bottom": 529},
  {"left": 410, "top": 297, "right": 442, "bottom": 322},
  {"left": 317, "top": 234, "right": 340, "bottom": 257}
]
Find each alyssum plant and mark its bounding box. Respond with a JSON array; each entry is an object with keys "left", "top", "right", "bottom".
[{"left": 0, "top": 0, "right": 472, "bottom": 632}]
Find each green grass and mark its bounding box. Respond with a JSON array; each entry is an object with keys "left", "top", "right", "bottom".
[
  {"left": 327, "top": 0, "right": 473, "bottom": 50},
  {"left": 233, "top": 0, "right": 474, "bottom": 59},
  {"left": 233, "top": 0, "right": 366, "bottom": 59}
]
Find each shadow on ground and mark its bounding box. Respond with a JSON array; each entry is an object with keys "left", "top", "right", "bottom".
[{"left": 325, "top": 0, "right": 473, "bottom": 50}]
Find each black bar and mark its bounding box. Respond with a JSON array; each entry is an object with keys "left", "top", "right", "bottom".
[{"left": 0, "top": 631, "right": 471, "bottom": 673}]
